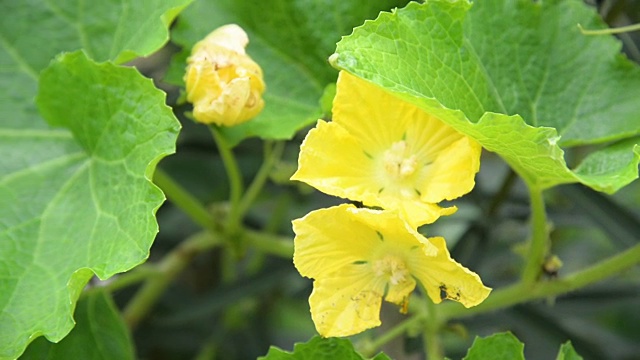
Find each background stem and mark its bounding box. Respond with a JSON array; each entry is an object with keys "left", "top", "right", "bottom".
[
  {"left": 521, "top": 185, "right": 548, "bottom": 284},
  {"left": 210, "top": 126, "right": 244, "bottom": 233},
  {"left": 438, "top": 242, "right": 640, "bottom": 320}
]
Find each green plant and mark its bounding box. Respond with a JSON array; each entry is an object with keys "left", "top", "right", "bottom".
[{"left": 1, "top": 0, "right": 639, "bottom": 359}]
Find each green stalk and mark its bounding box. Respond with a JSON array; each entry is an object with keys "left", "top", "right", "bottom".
[
  {"left": 521, "top": 185, "right": 548, "bottom": 284},
  {"left": 154, "top": 168, "right": 216, "bottom": 232},
  {"left": 210, "top": 125, "right": 244, "bottom": 234},
  {"left": 358, "top": 314, "right": 425, "bottom": 358},
  {"left": 243, "top": 229, "right": 294, "bottom": 258},
  {"left": 438, "top": 242, "right": 640, "bottom": 320},
  {"left": 578, "top": 23, "right": 640, "bottom": 35},
  {"left": 123, "top": 231, "right": 222, "bottom": 329},
  {"left": 423, "top": 295, "right": 443, "bottom": 360},
  {"left": 82, "top": 264, "right": 158, "bottom": 297},
  {"left": 236, "top": 141, "right": 285, "bottom": 219}
]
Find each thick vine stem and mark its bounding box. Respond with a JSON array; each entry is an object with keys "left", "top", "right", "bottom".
[
  {"left": 438, "top": 242, "right": 640, "bottom": 320},
  {"left": 521, "top": 185, "right": 549, "bottom": 284}
]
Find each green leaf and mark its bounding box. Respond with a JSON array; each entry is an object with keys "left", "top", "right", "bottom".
[
  {"left": 463, "top": 332, "right": 525, "bottom": 360},
  {"left": 0, "top": 0, "right": 192, "bottom": 71},
  {"left": 556, "top": 341, "right": 584, "bottom": 360},
  {"left": 333, "top": 0, "right": 640, "bottom": 192},
  {"left": 20, "top": 291, "right": 134, "bottom": 360},
  {"left": 259, "top": 336, "right": 390, "bottom": 360},
  {"left": 0, "top": 51, "right": 179, "bottom": 359},
  {"left": 169, "top": 0, "right": 410, "bottom": 146}
]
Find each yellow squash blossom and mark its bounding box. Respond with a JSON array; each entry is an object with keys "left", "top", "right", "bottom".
[
  {"left": 185, "top": 24, "right": 265, "bottom": 126},
  {"left": 291, "top": 71, "right": 480, "bottom": 226},
  {"left": 293, "top": 204, "right": 491, "bottom": 337}
]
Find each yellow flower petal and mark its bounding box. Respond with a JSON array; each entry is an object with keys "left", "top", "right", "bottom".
[
  {"left": 185, "top": 24, "right": 265, "bottom": 126},
  {"left": 291, "top": 121, "right": 383, "bottom": 207},
  {"left": 292, "top": 71, "right": 481, "bottom": 226},
  {"left": 416, "top": 136, "right": 481, "bottom": 203},
  {"left": 310, "top": 267, "right": 386, "bottom": 337},
  {"left": 295, "top": 205, "right": 484, "bottom": 337},
  {"left": 410, "top": 236, "right": 491, "bottom": 308},
  {"left": 293, "top": 204, "right": 382, "bottom": 280}
]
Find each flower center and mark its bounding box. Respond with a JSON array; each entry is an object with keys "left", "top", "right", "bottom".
[
  {"left": 374, "top": 255, "right": 409, "bottom": 286},
  {"left": 383, "top": 141, "right": 417, "bottom": 179}
]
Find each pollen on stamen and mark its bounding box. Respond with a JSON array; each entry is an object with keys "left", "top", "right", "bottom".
[
  {"left": 382, "top": 141, "right": 418, "bottom": 179},
  {"left": 373, "top": 255, "right": 410, "bottom": 286}
]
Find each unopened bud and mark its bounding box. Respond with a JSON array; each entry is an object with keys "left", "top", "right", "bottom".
[{"left": 185, "top": 24, "right": 265, "bottom": 126}]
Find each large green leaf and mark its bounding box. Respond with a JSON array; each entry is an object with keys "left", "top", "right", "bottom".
[
  {"left": 333, "top": 0, "right": 640, "bottom": 192},
  {"left": 463, "top": 332, "right": 525, "bottom": 360},
  {"left": 0, "top": 0, "right": 192, "bottom": 69},
  {"left": 0, "top": 51, "right": 179, "bottom": 359},
  {"left": 259, "top": 335, "right": 390, "bottom": 360},
  {"left": 0, "top": 2, "right": 186, "bottom": 357},
  {"left": 20, "top": 291, "right": 134, "bottom": 360},
  {"left": 169, "top": 0, "right": 410, "bottom": 146}
]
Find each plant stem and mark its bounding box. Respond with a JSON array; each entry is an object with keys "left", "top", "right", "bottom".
[
  {"left": 521, "top": 185, "right": 548, "bottom": 284},
  {"left": 438, "top": 242, "right": 640, "bottom": 320},
  {"left": 154, "top": 168, "right": 216, "bottom": 232},
  {"left": 236, "top": 141, "right": 285, "bottom": 218},
  {"left": 210, "top": 125, "right": 244, "bottom": 234},
  {"left": 82, "top": 264, "right": 158, "bottom": 298},
  {"left": 578, "top": 23, "right": 640, "bottom": 35},
  {"left": 243, "top": 229, "right": 293, "bottom": 258},
  {"left": 423, "top": 296, "right": 443, "bottom": 360},
  {"left": 359, "top": 314, "right": 425, "bottom": 357},
  {"left": 123, "top": 231, "right": 222, "bottom": 329}
]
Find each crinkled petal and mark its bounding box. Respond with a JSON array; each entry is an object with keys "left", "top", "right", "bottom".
[
  {"left": 417, "top": 136, "right": 482, "bottom": 203},
  {"left": 293, "top": 204, "right": 382, "bottom": 279},
  {"left": 291, "top": 120, "right": 382, "bottom": 206},
  {"left": 332, "top": 72, "right": 409, "bottom": 153},
  {"left": 410, "top": 237, "right": 491, "bottom": 307},
  {"left": 310, "top": 265, "right": 387, "bottom": 337},
  {"left": 378, "top": 193, "right": 457, "bottom": 228}
]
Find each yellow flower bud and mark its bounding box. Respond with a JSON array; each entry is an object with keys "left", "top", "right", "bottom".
[{"left": 185, "top": 24, "right": 265, "bottom": 126}]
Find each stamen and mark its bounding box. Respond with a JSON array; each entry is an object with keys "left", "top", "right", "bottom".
[
  {"left": 373, "top": 255, "right": 409, "bottom": 286},
  {"left": 382, "top": 141, "right": 418, "bottom": 179}
]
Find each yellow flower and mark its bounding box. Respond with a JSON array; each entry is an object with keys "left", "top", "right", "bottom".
[
  {"left": 291, "top": 71, "right": 481, "bottom": 227},
  {"left": 185, "top": 24, "right": 265, "bottom": 126},
  {"left": 293, "top": 204, "right": 491, "bottom": 338}
]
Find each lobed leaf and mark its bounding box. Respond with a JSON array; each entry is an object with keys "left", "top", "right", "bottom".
[
  {"left": 0, "top": 51, "right": 179, "bottom": 359},
  {"left": 463, "top": 332, "right": 525, "bottom": 360},
  {"left": 259, "top": 335, "right": 390, "bottom": 360},
  {"left": 333, "top": 0, "right": 640, "bottom": 192},
  {"left": 556, "top": 341, "right": 584, "bottom": 360},
  {"left": 169, "top": 0, "right": 410, "bottom": 146},
  {"left": 0, "top": 0, "right": 192, "bottom": 71}
]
